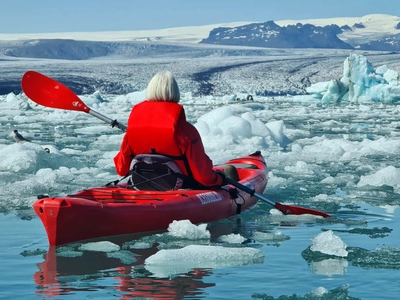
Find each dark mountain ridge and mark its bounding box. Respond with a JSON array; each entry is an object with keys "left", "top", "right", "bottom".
[{"left": 200, "top": 21, "right": 354, "bottom": 49}]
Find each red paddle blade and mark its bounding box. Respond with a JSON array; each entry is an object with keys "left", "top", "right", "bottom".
[
  {"left": 275, "top": 202, "right": 331, "bottom": 218},
  {"left": 21, "top": 71, "right": 90, "bottom": 113}
]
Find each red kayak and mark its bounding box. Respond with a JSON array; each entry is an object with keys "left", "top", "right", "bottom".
[{"left": 33, "top": 152, "right": 268, "bottom": 246}]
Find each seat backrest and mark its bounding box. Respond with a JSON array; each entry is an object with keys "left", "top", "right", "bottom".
[{"left": 129, "top": 154, "right": 184, "bottom": 191}]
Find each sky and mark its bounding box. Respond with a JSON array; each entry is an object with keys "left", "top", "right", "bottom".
[{"left": 1, "top": 0, "right": 400, "bottom": 34}]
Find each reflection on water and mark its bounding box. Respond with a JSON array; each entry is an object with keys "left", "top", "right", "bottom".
[
  {"left": 309, "top": 258, "right": 348, "bottom": 276},
  {"left": 33, "top": 219, "right": 255, "bottom": 298},
  {"left": 34, "top": 245, "right": 215, "bottom": 299}
]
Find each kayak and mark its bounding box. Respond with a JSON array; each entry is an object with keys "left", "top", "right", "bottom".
[{"left": 33, "top": 151, "right": 268, "bottom": 246}]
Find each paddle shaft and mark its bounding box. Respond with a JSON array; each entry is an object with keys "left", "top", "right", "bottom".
[{"left": 88, "top": 109, "right": 126, "bottom": 132}]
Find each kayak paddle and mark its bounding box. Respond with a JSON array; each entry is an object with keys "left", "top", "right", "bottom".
[
  {"left": 21, "top": 71, "right": 127, "bottom": 132},
  {"left": 226, "top": 177, "right": 332, "bottom": 218}
]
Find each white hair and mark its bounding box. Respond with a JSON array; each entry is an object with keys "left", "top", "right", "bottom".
[{"left": 145, "top": 71, "right": 180, "bottom": 103}]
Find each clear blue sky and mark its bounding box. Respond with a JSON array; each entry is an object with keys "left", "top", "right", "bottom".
[{"left": 2, "top": 0, "right": 399, "bottom": 34}]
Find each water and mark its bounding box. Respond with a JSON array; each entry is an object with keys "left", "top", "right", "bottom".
[
  {"left": 1, "top": 203, "right": 399, "bottom": 299},
  {"left": 1, "top": 56, "right": 400, "bottom": 299}
]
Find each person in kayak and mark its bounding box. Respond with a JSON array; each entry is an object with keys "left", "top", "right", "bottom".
[{"left": 114, "top": 71, "right": 228, "bottom": 189}]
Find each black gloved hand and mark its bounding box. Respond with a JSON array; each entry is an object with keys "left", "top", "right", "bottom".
[
  {"left": 215, "top": 170, "right": 228, "bottom": 185},
  {"left": 111, "top": 119, "right": 118, "bottom": 128}
]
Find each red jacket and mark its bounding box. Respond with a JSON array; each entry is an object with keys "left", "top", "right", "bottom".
[{"left": 114, "top": 101, "right": 222, "bottom": 187}]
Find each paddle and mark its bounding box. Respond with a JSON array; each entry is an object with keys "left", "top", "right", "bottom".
[
  {"left": 225, "top": 177, "right": 332, "bottom": 218},
  {"left": 21, "top": 71, "right": 127, "bottom": 132}
]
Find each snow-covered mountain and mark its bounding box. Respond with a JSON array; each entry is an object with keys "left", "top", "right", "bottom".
[
  {"left": 284, "top": 14, "right": 400, "bottom": 51},
  {"left": 1, "top": 14, "right": 400, "bottom": 56},
  {"left": 200, "top": 22, "right": 353, "bottom": 49},
  {"left": 201, "top": 14, "right": 400, "bottom": 51},
  {"left": 277, "top": 14, "right": 400, "bottom": 43}
]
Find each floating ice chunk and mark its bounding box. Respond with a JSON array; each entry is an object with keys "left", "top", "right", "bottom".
[
  {"left": 351, "top": 246, "right": 400, "bottom": 268},
  {"left": 145, "top": 245, "right": 264, "bottom": 277},
  {"left": 359, "top": 137, "right": 400, "bottom": 154},
  {"left": 357, "top": 166, "right": 400, "bottom": 187},
  {"left": 0, "top": 143, "right": 38, "bottom": 172},
  {"left": 218, "top": 115, "right": 252, "bottom": 138},
  {"left": 0, "top": 142, "right": 84, "bottom": 173},
  {"left": 284, "top": 161, "right": 313, "bottom": 174},
  {"left": 56, "top": 250, "right": 83, "bottom": 257},
  {"left": 302, "top": 139, "right": 346, "bottom": 158},
  {"left": 107, "top": 250, "right": 137, "bottom": 264},
  {"left": 114, "top": 90, "right": 146, "bottom": 107},
  {"left": 268, "top": 209, "right": 324, "bottom": 221},
  {"left": 6, "top": 92, "right": 19, "bottom": 103},
  {"left": 198, "top": 106, "right": 234, "bottom": 127},
  {"left": 167, "top": 220, "right": 210, "bottom": 239},
  {"left": 146, "top": 245, "right": 264, "bottom": 265},
  {"left": 266, "top": 171, "right": 287, "bottom": 187},
  {"left": 194, "top": 120, "right": 210, "bottom": 137},
  {"left": 266, "top": 120, "right": 291, "bottom": 147},
  {"left": 321, "top": 79, "right": 347, "bottom": 104},
  {"left": 306, "top": 81, "right": 330, "bottom": 95},
  {"left": 195, "top": 106, "right": 274, "bottom": 143},
  {"left": 35, "top": 168, "right": 57, "bottom": 185},
  {"left": 383, "top": 69, "right": 399, "bottom": 83},
  {"left": 310, "top": 230, "right": 348, "bottom": 257},
  {"left": 291, "top": 144, "right": 303, "bottom": 153},
  {"left": 20, "top": 249, "right": 47, "bottom": 257},
  {"left": 367, "top": 84, "right": 400, "bottom": 103},
  {"left": 217, "top": 233, "right": 246, "bottom": 244},
  {"left": 122, "top": 241, "right": 152, "bottom": 250},
  {"left": 345, "top": 53, "right": 376, "bottom": 85},
  {"left": 376, "top": 65, "right": 389, "bottom": 75},
  {"left": 241, "top": 112, "right": 272, "bottom": 137},
  {"left": 311, "top": 287, "right": 329, "bottom": 296},
  {"left": 252, "top": 231, "right": 290, "bottom": 243},
  {"left": 79, "top": 95, "right": 104, "bottom": 106},
  {"left": 79, "top": 241, "right": 120, "bottom": 252},
  {"left": 302, "top": 53, "right": 400, "bottom": 103}
]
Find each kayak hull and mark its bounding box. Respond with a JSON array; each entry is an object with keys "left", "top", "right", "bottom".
[{"left": 33, "top": 152, "right": 268, "bottom": 246}]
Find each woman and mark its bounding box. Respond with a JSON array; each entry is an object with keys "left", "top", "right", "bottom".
[{"left": 114, "top": 71, "right": 225, "bottom": 188}]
